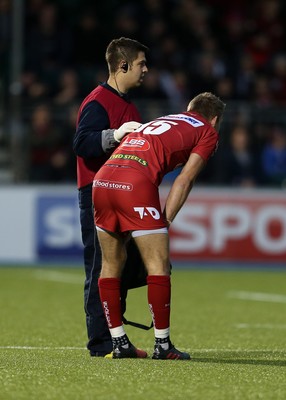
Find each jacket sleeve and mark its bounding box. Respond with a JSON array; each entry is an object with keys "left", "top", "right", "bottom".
[{"left": 73, "top": 100, "right": 118, "bottom": 158}]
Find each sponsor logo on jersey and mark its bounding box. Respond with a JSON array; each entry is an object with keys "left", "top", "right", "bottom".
[
  {"left": 121, "top": 136, "right": 150, "bottom": 151},
  {"left": 109, "top": 153, "right": 148, "bottom": 166},
  {"left": 133, "top": 207, "right": 160, "bottom": 220},
  {"left": 158, "top": 113, "right": 204, "bottom": 127},
  {"left": 93, "top": 179, "right": 133, "bottom": 191}
]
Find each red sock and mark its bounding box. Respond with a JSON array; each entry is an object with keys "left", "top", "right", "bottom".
[
  {"left": 98, "top": 277, "right": 122, "bottom": 328},
  {"left": 147, "top": 275, "right": 171, "bottom": 329}
]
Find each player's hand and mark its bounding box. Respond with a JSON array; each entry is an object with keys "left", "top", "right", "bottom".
[{"left": 114, "top": 121, "right": 142, "bottom": 142}]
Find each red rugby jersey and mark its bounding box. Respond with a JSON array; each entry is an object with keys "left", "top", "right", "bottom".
[{"left": 105, "top": 111, "right": 219, "bottom": 186}]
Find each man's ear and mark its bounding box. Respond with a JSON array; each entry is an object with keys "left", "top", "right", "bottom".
[
  {"left": 210, "top": 116, "right": 218, "bottom": 128},
  {"left": 121, "top": 62, "right": 128, "bottom": 72}
]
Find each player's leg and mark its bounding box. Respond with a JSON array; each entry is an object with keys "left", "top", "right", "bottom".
[
  {"left": 133, "top": 232, "right": 190, "bottom": 360},
  {"left": 120, "top": 238, "right": 147, "bottom": 319},
  {"left": 78, "top": 185, "right": 112, "bottom": 357},
  {"left": 97, "top": 228, "right": 147, "bottom": 359}
]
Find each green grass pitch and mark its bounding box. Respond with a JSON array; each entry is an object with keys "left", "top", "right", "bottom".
[{"left": 0, "top": 266, "right": 286, "bottom": 400}]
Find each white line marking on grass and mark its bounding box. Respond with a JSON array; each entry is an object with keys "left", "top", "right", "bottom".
[
  {"left": 235, "top": 323, "right": 286, "bottom": 330},
  {"left": 183, "top": 348, "right": 286, "bottom": 354},
  {"left": 228, "top": 291, "right": 286, "bottom": 303},
  {"left": 0, "top": 346, "right": 285, "bottom": 353},
  {"left": 33, "top": 270, "right": 83, "bottom": 284}
]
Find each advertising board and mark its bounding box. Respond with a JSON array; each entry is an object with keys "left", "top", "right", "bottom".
[{"left": 0, "top": 186, "right": 285, "bottom": 266}]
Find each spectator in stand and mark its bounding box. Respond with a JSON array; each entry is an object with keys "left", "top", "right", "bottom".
[
  {"left": 190, "top": 51, "right": 225, "bottom": 96},
  {"left": 270, "top": 53, "right": 286, "bottom": 105},
  {"left": 58, "top": 103, "right": 79, "bottom": 182},
  {"left": 73, "top": 9, "right": 110, "bottom": 71},
  {"left": 23, "top": 2, "right": 73, "bottom": 98},
  {"left": 248, "top": 0, "right": 286, "bottom": 55},
  {"left": 252, "top": 75, "right": 274, "bottom": 106},
  {"left": 137, "top": 69, "right": 168, "bottom": 101},
  {"left": 235, "top": 54, "right": 256, "bottom": 100},
  {"left": 219, "top": 124, "right": 261, "bottom": 186},
  {"left": 53, "top": 69, "right": 81, "bottom": 107},
  {"left": 245, "top": 31, "right": 273, "bottom": 73},
  {"left": 21, "top": 71, "right": 49, "bottom": 101},
  {"left": 261, "top": 125, "right": 286, "bottom": 187},
  {"left": 171, "top": 0, "right": 211, "bottom": 50},
  {"left": 215, "top": 76, "right": 235, "bottom": 101},
  {"left": 28, "top": 103, "right": 63, "bottom": 182},
  {"left": 112, "top": 4, "right": 142, "bottom": 41},
  {"left": 133, "top": 68, "right": 168, "bottom": 120},
  {"left": 159, "top": 69, "right": 190, "bottom": 112}
]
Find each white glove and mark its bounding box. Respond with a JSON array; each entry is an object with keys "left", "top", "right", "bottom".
[{"left": 114, "top": 121, "right": 142, "bottom": 142}]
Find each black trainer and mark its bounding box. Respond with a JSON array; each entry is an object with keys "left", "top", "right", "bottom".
[
  {"left": 152, "top": 343, "right": 191, "bottom": 360},
  {"left": 112, "top": 343, "right": 148, "bottom": 359}
]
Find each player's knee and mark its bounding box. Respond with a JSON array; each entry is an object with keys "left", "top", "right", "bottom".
[{"left": 146, "top": 260, "right": 170, "bottom": 276}]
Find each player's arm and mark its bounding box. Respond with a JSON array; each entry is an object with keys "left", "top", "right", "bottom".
[
  {"left": 164, "top": 126, "right": 219, "bottom": 225},
  {"left": 73, "top": 101, "right": 118, "bottom": 158},
  {"left": 163, "top": 153, "right": 205, "bottom": 225}
]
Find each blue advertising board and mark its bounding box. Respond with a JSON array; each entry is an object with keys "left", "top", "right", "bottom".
[{"left": 36, "top": 195, "right": 83, "bottom": 262}]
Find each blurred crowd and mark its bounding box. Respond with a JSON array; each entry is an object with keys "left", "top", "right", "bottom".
[{"left": 1, "top": 0, "right": 286, "bottom": 187}]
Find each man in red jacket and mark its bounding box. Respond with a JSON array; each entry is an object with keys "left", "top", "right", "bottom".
[
  {"left": 73, "top": 37, "right": 148, "bottom": 357},
  {"left": 93, "top": 92, "right": 226, "bottom": 359}
]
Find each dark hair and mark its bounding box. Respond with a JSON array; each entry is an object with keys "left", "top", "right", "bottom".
[
  {"left": 187, "top": 92, "right": 226, "bottom": 126},
  {"left": 105, "top": 37, "right": 149, "bottom": 73}
]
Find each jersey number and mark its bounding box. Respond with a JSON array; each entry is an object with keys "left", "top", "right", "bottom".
[{"left": 136, "top": 120, "right": 178, "bottom": 135}]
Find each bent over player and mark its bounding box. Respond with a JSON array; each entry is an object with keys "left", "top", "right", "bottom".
[{"left": 92, "top": 92, "right": 226, "bottom": 359}]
